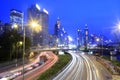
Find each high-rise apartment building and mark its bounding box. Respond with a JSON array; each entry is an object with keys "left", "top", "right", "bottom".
[
  {"left": 54, "top": 18, "right": 68, "bottom": 47},
  {"left": 10, "top": 9, "right": 23, "bottom": 33},
  {"left": 27, "top": 4, "right": 49, "bottom": 46},
  {"left": 54, "top": 18, "right": 61, "bottom": 47},
  {"left": 77, "top": 29, "right": 84, "bottom": 46},
  {"left": 54, "top": 18, "right": 60, "bottom": 38},
  {"left": 84, "top": 24, "right": 89, "bottom": 50}
]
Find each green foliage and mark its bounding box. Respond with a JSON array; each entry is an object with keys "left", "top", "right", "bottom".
[
  {"left": 102, "top": 56, "right": 110, "bottom": 61},
  {"left": 25, "top": 37, "right": 31, "bottom": 50},
  {"left": 111, "top": 60, "right": 120, "bottom": 67},
  {"left": 103, "top": 56, "right": 120, "bottom": 67},
  {"left": 37, "top": 54, "right": 71, "bottom": 80},
  {"left": 0, "top": 29, "right": 31, "bottom": 62}
]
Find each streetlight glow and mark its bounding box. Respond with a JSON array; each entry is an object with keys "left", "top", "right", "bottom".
[
  {"left": 29, "top": 19, "right": 42, "bottom": 33},
  {"left": 118, "top": 23, "right": 120, "bottom": 30},
  {"left": 31, "top": 22, "right": 38, "bottom": 28},
  {"left": 13, "top": 23, "right": 18, "bottom": 29},
  {"left": 96, "top": 38, "right": 100, "bottom": 42},
  {"left": 112, "top": 21, "right": 120, "bottom": 33},
  {"left": 68, "top": 36, "right": 73, "bottom": 42},
  {"left": 19, "top": 41, "right": 23, "bottom": 45}
]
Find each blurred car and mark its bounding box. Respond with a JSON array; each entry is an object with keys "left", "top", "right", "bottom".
[
  {"left": 14, "top": 70, "right": 22, "bottom": 77},
  {"left": 1, "top": 73, "right": 16, "bottom": 80},
  {"left": 0, "top": 77, "right": 8, "bottom": 80},
  {"left": 31, "top": 63, "right": 39, "bottom": 68},
  {"left": 24, "top": 66, "right": 33, "bottom": 73},
  {"left": 36, "top": 62, "right": 43, "bottom": 65}
]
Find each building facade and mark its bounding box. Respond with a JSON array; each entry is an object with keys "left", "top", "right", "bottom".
[
  {"left": 10, "top": 9, "right": 23, "bottom": 33},
  {"left": 77, "top": 29, "right": 84, "bottom": 47},
  {"left": 54, "top": 18, "right": 68, "bottom": 47},
  {"left": 84, "top": 24, "right": 89, "bottom": 50},
  {"left": 27, "top": 4, "right": 49, "bottom": 46}
]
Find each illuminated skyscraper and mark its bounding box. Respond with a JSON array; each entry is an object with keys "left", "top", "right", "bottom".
[
  {"left": 77, "top": 29, "right": 84, "bottom": 47},
  {"left": 27, "top": 4, "right": 49, "bottom": 46},
  {"left": 10, "top": 9, "right": 23, "bottom": 33},
  {"left": 54, "top": 18, "right": 68, "bottom": 47},
  {"left": 54, "top": 17, "right": 60, "bottom": 38},
  {"left": 54, "top": 18, "right": 61, "bottom": 46},
  {"left": 84, "top": 24, "right": 89, "bottom": 50}
]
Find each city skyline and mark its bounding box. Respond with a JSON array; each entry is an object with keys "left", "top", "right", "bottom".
[
  {"left": 0, "top": 0, "right": 120, "bottom": 40},
  {"left": 0, "top": 1, "right": 120, "bottom": 79}
]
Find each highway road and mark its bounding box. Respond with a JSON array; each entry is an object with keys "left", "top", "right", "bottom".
[
  {"left": 53, "top": 51, "right": 112, "bottom": 80},
  {"left": 0, "top": 51, "right": 58, "bottom": 80},
  {"left": 14, "top": 51, "right": 58, "bottom": 80}
]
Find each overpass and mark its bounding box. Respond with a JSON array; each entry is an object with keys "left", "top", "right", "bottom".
[
  {"left": 29, "top": 46, "right": 120, "bottom": 56},
  {"left": 29, "top": 47, "right": 76, "bottom": 52}
]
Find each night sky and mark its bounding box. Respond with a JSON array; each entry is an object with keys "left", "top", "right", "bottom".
[{"left": 0, "top": 0, "right": 120, "bottom": 40}]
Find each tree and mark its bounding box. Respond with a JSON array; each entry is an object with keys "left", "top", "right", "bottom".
[{"left": 0, "top": 27, "right": 31, "bottom": 62}]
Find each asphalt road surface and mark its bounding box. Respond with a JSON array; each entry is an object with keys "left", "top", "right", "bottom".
[
  {"left": 0, "top": 51, "right": 58, "bottom": 80},
  {"left": 15, "top": 51, "right": 58, "bottom": 80},
  {"left": 53, "top": 51, "right": 112, "bottom": 80}
]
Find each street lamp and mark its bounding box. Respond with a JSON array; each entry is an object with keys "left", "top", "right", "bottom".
[
  {"left": 13, "top": 24, "right": 18, "bottom": 66},
  {"left": 112, "top": 21, "right": 120, "bottom": 52},
  {"left": 22, "top": 20, "right": 41, "bottom": 79},
  {"left": 23, "top": 19, "right": 25, "bottom": 80},
  {"left": 96, "top": 37, "right": 103, "bottom": 56},
  {"left": 96, "top": 38, "right": 100, "bottom": 55},
  {"left": 16, "top": 41, "right": 23, "bottom": 67},
  {"left": 117, "top": 22, "right": 120, "bottom": 30},
  {"left": 117, "top": 22, "right": 120, "bottom": 51},
  {"left": 13, "top": 23, "right": 18, "bottom": 29},
  {"left": 19, "top": 41, "right": 23, "bottom": 45},
  {"left": 96, "top": 38, "right": 100, "bottom": 42},
  {"left": 29, "top": 20, "right": 41, "bottom": 46},
  {"left": 31, "top": 22, "right": 39, "bottom": 28}
]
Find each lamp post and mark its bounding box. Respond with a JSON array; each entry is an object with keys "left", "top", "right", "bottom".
[
  {"left": 118, "top": 23, "right": 120, "bottom": 30},
  {"left": 13, "top": 23, "right": 18, "bottom": 29},
  {"left": 117, "top": 23, "right": 120, "bottom": 49},
  {"left": 16, "top": 41, "right": 23, "bottom": 67},
  {"left": 22, "top": 20, "right": 41, "bottom": 79},
  {"left": 13, "top": 24, "right": 18, "bottom": 67},
  {"left": 30, "top": 22, "right": 39, "bottom": 46},
  {"left": 29, "top": 20, "right": 41, "bottom": 46},
  {"left": 96, "top": 38, "right": 100, "bottom": 55},
  {"left": 22, "top": 21, "right": 25, "bottom": 80}
]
